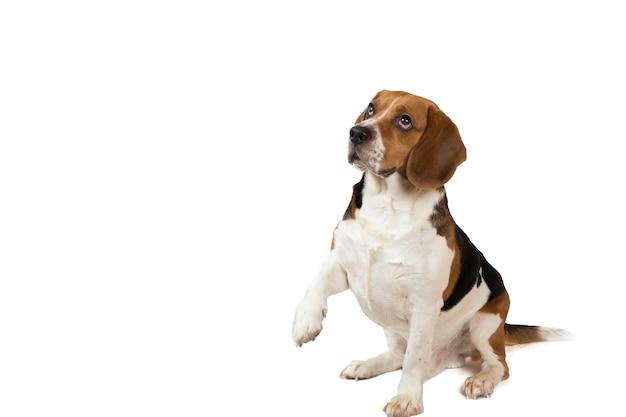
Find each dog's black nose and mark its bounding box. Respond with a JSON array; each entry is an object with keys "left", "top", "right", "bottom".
[{"left": 350, "top": 126, "right": 371, "bottom": 145}]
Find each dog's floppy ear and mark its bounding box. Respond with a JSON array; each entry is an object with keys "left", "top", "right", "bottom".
[{"left": 405, "top": 106, "right": 466, "bottom": 189}]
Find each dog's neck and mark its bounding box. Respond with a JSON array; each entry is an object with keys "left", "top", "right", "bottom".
[
  {"left": 365, "top": 171, "right": 444, "bottom": 200},
  {"left": 362, "top": 171, "right": 446, "bottom": 220}
]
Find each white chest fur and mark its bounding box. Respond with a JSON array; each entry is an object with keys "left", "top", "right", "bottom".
[{"left": 332, "top": 173, "right": 455, "bottom": 335}]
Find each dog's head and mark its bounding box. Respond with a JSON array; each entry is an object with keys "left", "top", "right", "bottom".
[{"left": 348, "top": 90, "right": 466, "bottom": 189}]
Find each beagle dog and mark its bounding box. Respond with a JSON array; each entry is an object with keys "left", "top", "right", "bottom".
[{"left": 292, "top": 90, "right": 566, "bottom": 416}]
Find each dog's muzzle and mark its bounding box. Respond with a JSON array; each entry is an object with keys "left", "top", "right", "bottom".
[{"left": 348, "top": 125, "right": 373, "bottom": 169}]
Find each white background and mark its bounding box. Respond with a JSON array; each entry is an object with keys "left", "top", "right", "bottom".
[{"left": 1, "top": 1, "right": 625, "bottom": 416}]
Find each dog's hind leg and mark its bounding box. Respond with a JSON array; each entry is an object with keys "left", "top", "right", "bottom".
[
  {"left": 340, "top": 329, "right": 406, "bottom": 380},
  {"left": 464, "top": 291, "right": 510, "bottom": 399}
]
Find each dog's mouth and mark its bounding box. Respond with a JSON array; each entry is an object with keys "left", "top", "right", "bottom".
[
  {"left": 348, "top": 151, "right": 360, "bottom": 164},
  {"left": 377, "top": 167, "right": 396, "bottom": 177},
  {"left": 349, "top": 151, "right": 396, "bottom": 177},
  {"left": 348, "top": 150, "right": 367, "bottom": 171}
]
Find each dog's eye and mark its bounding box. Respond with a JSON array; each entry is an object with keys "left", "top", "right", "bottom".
[
  {"left": 366, "top": 103, "right": 375, "bottom": 119},
  {"left": 398, "top": 114, "right": 413, "bottom": 130}
]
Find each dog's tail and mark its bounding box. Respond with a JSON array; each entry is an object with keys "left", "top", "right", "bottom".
[{"left": 504, "top": 323, "right": 572, "bottom": 346}]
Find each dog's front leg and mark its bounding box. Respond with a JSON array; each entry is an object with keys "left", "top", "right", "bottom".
[
  {"left": 292, "top": 256, "right": 348, "bottom": 347},
  {"left": 383, "top": 308, "right": 439, "bottom": 417}
]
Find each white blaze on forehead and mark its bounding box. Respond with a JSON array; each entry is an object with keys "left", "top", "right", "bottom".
[
  {"left": 356, "top": 96, "right": 403, "bottom": 173},
  {"left": 358, "top": 96, "right": 403, "bottom": 128}
]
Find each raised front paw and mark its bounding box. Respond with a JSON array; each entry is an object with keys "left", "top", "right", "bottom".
[
  {"left": 292, "top": 303, "right": 327, "bottom": 347},
  {"left": 383, "top": 394, "right": 424, "bottom": 417}
]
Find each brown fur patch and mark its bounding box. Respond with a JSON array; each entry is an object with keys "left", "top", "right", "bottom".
[
  {"left": 342, "top": 193, "right": 359, "bottom": 221},
  {"left": 441, "top": 225, "right": 461, "bottom": 302},
  {"left": 429, "top": 191, "right": 451, "bottom": 237},
  {"left": 476, "top": 291, "right": 511, "bottom": 379},
  {"left": 480, "top": 290, "right": 510, "bottom": 319},
  {"left": 442, "top": 244, "right": 461, "bottom": 303},
  {"left": 342, "top": 175, "right": 365, "bottom": 221},
  {"left": 431, "top": 191, "right": 461, "bottom": 302},
  {"left": 504, "top": 324, "right": 546, "bottom": 345},
  {"left": 330, "top": 225, "right": 338, "bottom": 250}
]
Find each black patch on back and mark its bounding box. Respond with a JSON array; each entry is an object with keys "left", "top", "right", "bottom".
[
  {"left": 342, "top": 174, "right": 365, "bottom": 220},
  {"left": 441, "top": 226, "right": 506, "bottom": 311}
]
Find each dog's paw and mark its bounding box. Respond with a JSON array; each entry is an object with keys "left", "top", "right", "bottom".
[
  {"left": 464, "top": 374, "right": 495, "bottom": 399},
  {"left": 340, "top": 360, "right": 372, "bottom": 380},
  {"left": 383, "top": 394, "right": 424, "bottom": 417},
  {"left": 292, "top": 303, "right": 326, "bottom": 347}
]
